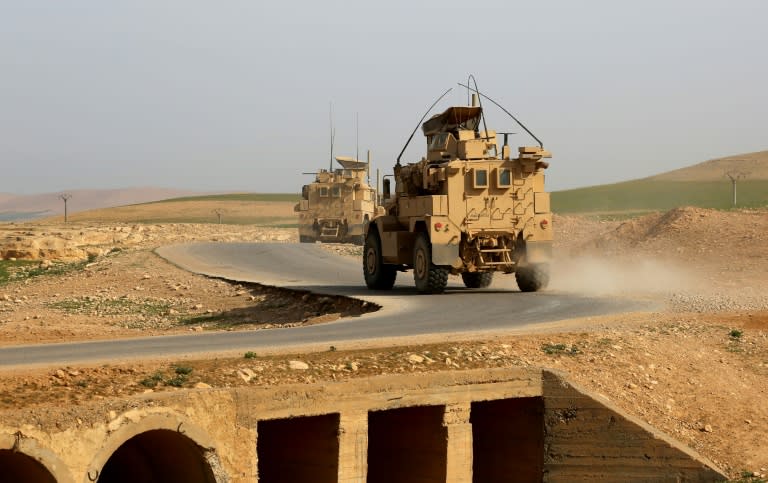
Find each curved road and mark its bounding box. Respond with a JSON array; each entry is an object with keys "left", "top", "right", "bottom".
[{"left": 0, "top": 243, "right": 652, "bottom": 367}]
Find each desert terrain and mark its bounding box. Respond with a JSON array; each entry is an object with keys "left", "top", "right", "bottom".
[{"left": 0, "top": 200, "right": 767, "bottom": 480}]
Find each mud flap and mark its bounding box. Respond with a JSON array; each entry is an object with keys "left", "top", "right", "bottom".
[
  {"left": 525, "top": 240, "right": 553, "bottom": 263},
  {"left": 432, "top": 243, "right": 459, "bottom": 266}
]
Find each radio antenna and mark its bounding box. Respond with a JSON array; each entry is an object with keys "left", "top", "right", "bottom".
[
  {"left": 458, "top": 83, "right": 543, "bottom": 148},
  {"left": 396, "top": 87, "right": 453, "bottom": 166},
  {"left": 329, "top": 102, "right": 336, "bottom": 171}
]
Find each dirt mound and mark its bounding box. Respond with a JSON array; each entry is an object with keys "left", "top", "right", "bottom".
[
  {"left": 552, "top": 207, "right": 768, "bottom": 311},
  {"left": 567, "top": 206, "right": 767, "bottom": 257},
  {"left": 0, "top": 223, "right": 295, "bottom": 261}
]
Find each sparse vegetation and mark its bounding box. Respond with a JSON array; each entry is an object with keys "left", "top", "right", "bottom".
[
  {"left": 244, "top": 351, "right": 257, "bottom": 359},
  {"left": 140, "top": 372, "right": 165, "bottom": 388},
  {"left": 140, "top": 366, "right": 193, "bottom": 388},
  {"left": 0, "top": 259, "right": 89, "bottom": 286},
  {"left": 726, "top": 329, "right": 746, "bottom": 353},
  {"left": 541, "top": 343, "right": 581, "bottom": 356},
  {"left": 47, "top": 297, "right": 172, "bottom": 317},
  {"left": 732, "top": 471, "right": 768, "bottom": 483},
  {"left": 174, "top": 366, "right": 193, "bottom": 375}
]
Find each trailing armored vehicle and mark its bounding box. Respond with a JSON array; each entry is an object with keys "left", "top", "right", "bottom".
[
  {"left": 363, "top": 83, "right": 553, "bottom": 293},
  {"left": 295, "top": 156, "right": 379, "bottom": 245}
]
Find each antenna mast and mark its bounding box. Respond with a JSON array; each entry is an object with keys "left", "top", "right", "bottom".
[
  {"left": 329, "top": 102, "right": 336, "bottom": 171},
  {"left": 396, "top": 87, "right": 453, "bottom": 166}
]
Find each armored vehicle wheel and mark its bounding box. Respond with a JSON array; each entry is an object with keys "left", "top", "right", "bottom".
[
  {"left": 299, "top": 235, "right": 314, "bottom": 243},
  {"left": 461, "top": 272, "right": 494, "bottom": 289},
  {"left": 515, "top": 264, "right": 550, "bottom": 292},
  {"left": 413, "top": 233, "right": 448, "bottom": 294},
  {"left": 363, "top": 231, "right": 397, "bottom": 290}
]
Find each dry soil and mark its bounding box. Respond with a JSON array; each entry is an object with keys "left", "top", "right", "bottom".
[{"left": 1, "top": 206, "right": 767, "bottom": 479}]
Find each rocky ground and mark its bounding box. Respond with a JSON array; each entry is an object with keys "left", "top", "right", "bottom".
[{"left": 1, "top": 207, "right": 767, "bottom": 480}]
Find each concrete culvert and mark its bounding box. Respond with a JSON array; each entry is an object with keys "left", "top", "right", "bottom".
[
  {"left": 367, "top": 405, "right": 447, "bottom": 483},
  {"left": 97, "top": 429, "right": 216, "bottom": 483},
  {"left": 257, "top": 413, "right": 340, "bottom": 483},
  {"left": 0, "top": 449, "right": 57, "bottom": 483},
  {"left": 470, "top": 397, "right": 544, "bottom": 483}
]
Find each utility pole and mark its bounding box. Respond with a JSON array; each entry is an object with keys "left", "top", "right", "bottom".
[
  {"left": 724, "top": 169, "right": 748, "bottom": 208},
  {"left": 59, "top": 193, "right": 72, "bottom": 223}
]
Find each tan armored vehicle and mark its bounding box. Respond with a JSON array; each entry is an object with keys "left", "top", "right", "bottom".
[
  {"left": 363, "top": 88, "right": 553, "bottom": 293},
  {"left": 295, "top": 156, "right": 378, "bottom": 245}
]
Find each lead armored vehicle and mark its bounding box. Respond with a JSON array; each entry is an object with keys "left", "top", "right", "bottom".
[
  {"left": 363, "top": 86, "right": 553, "bottom": 293},
  {"left": 295, "top": 156, "right": 378, "bottom": 245}
]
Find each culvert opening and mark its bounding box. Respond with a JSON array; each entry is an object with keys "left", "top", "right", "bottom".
[
  {"left": 0, "top": 449, "right": 57, "bottom": 483},
  {"left": 257, "top": 413, "right": 340, "bottom": 483},
  {"left": 367, "top": 405, "right": 447, "bottom": 483},
  {"left": 97, "top": 429, "right": 216, "bottom": 483},
  {"left": 470, "top": 397, "right": 544, "bottom": 483}
]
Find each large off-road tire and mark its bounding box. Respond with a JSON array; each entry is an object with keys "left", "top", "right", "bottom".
[
  {"left": 363, "top": 231, "right": 397, "bottom": 290},
  {"left": 299, "top": 235, "right": 314, "bottom": 243},
  {"left": 461, "top": 271, "right": 494, "bottom": 289},
  {"left": 515, "top": 264, "right": 550, "bottom": 292},
  {"left": 413, "top": 233, "right": 448, "bottom": 294}
]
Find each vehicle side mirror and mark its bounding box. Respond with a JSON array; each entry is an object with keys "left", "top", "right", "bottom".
[{"left": 383, "top": 178, "right": 391, "bottom": 199}]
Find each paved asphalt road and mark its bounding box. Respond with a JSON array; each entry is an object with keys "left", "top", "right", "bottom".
[{"left": 0, "top": 243, "right": 652, "bottom": 367}]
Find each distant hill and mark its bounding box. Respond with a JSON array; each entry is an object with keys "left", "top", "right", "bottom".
[
  {"left": 553, "top": 150, "right": 768, "bottom": 215},
  {"left": 59, "top": 193, "right": 298, "bottom": 225},
  {"left": 0, "top": 188, "right": 203, "bottom": 222},
  {"left": 648, "top": 150, "right": 768, "bottom": 182}
]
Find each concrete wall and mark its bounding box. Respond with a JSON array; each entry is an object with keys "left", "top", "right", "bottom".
[
  {"left": 0, "top": 368, "right": 725, "bottom": 482},
  {"left": 542, "top": 371, "right": 724, "bottom": 482}
]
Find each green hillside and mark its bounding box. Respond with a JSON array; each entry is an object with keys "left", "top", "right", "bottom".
[
  {"left": 149, "top": 193, "right": 300, "bottom": 204},
  {"left": 552, "top": 179, "right": 768, "bottom": 215}
]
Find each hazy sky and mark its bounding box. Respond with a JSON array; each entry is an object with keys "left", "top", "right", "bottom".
[{"left": 2, "top": 0, "right": 766, "bottom": 194}]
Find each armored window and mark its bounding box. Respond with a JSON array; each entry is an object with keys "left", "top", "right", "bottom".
[
  {"left": 473, "top": 169, "right": 488, "bottom": 188},
  {"left": 319, "top": 187, "right": 329, "bottom": 197},
  {"left": 497, "top": 168, "right": 511, "bottom": 187},
  {"left": 429, "top": 133, "right": 449, "bottom": 151},
  {"left": 301, "top": 185, "right": 309, "bottom": 200},
  {"left": 343, "top": 169, "right": 352, "bottom": 178},
  {"left": 332, "top": 186, "right": 341, "bottom": 197}
]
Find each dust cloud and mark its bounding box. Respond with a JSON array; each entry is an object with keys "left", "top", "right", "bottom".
[{"left": 549, "top": 256, "right": 696, "bottom": 296}]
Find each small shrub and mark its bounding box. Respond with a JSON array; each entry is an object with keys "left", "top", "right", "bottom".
[
  {"left": 140, "top": 377, "right": 158, "bottom": 388},
  {"left": 166, "top": 374, "right": 188, "bottom": 387},
  {"left": 140, "top": 372, "right": 164, "bottom": 388},
  {"left": 542, "top": 343, "right": 581, "bottom": 356},
  {"left": 733, "top": 471, "right": 767, "bottom": 483},
  {"left": 174, "top": 366, "right": 193, "bottom": 375},
  {"left": 729, "top": 329, "right": 743, "bottom": 340},
  {"left": 244, "top": 351, "right": 257, "bottom": 359}
]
